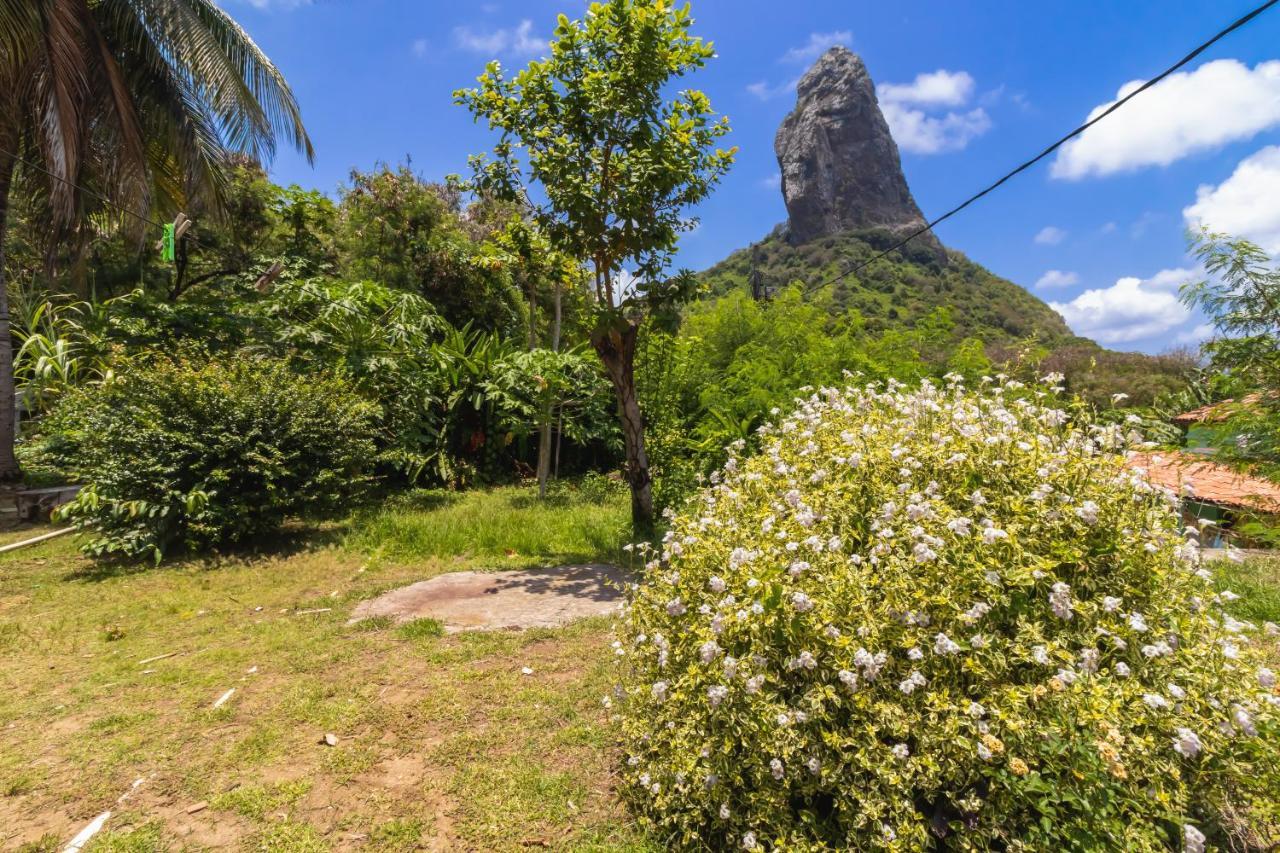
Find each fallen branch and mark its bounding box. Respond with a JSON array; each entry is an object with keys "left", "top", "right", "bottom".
[
  {"left": 138, "top": 651, "right": 181, "bottom": 666},
  {"left": 212, "top": 688, "right": 236, "bottom": 709}
]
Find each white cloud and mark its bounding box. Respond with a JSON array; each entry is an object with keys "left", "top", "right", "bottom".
[
  {"left": 1052, "top": 59, "right": 1280, "bottom": 180},
  {"left": 1184, "top": 145, "right": 1280, "bottom": 253},
  {"left": 411, "top": 38, "right": 429, "bottom": 59},
  {"left": 879, "top": 70, "right": 975, "bottom": 107},
  {"left": 1034, "top": 226, "right": 1067, "bottom": 245},
  {"left": 877, "top": 69, "right": 990, "bottom": 155},
  {"left": 760, "top": 172, "right": 781, "bottom": 190},
  {"left": 1050, "top": 269, "right": 1192, "bottom": 345},
  {"left": 881, "top": 104, "right": 990, "bottom": 154},
  {"left": 1140, "top": 266, "right": 1198, "bottom": 292},
  {"left": 780, "top": 31, "right": 852, "bottom": 65},
  {"left": 1100, "top": 221, "right": 1118, "bottom": 235},
  {"left": 746, "top": 78, "right": 798, "bottom": 101},
  {"left": 1034, "top": 270, "right": 1078, "bottom": 289},
  {"left": 453, "top": 19, "right": 545, "bottom": 58}
]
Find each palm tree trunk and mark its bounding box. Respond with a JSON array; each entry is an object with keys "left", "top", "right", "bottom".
[{"left": 0, "top": 135, "right": 21, "bottom": 482}]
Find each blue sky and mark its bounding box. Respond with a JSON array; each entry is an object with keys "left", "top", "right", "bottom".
[{"left": 224, "top": 0, "right": 1280, "bottom": 353}]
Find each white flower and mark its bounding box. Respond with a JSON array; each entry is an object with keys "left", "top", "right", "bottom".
[
  {"left": 745, "top": 675, "right": 765, "bottom": 694},
  {"left": 1056, "top": 667, "right": 1078, "bottom": 685},
  {"left": 947, "top": 516, "right": 972, "bottom": 536},
  {"left": 1183, "top": 824, "right": 1205, "bottom": 853},
  {"left": 1074, "top": 501, "right": 1100, "bottom": 525},
  {"left": 891, "top": 743, "right": 910, "bottom": 760},
  {"left": 700, "top": 640, "right": 721, "bottom": 664},
  {"left": 788, "top": 560, "right": 810, "bottom": 577},
  {"left": 977, "top": 742, "right": 993, "bottom": 761},
  {"left": 934, "top": 633, "right": 961, "bottom": 655},
  {"left": 1168, "top": 683, "right": 1186, "bottom": 701},
  {"left": 1049, "top": 582, "right": 1075, "bottom": 620},
  {"left": 1219, "top": 589, "right": 1240, "bottom": 602},
  {"left": 1032, "top": 645, "right": 1050, "bottom": 665},
  {"left": 963, "top": 602, "right": 991, "bottom": 622},
  {"left": 807, "top": 756, "right": 822, "bottom": 775},
  {"left": 981, "top": 527, "right": 1009, "bottom": 545},
  {"left": 791, "top": 591, "right": 814, "bottom": 612},
  {"left": 770, "top": 758, "right": 785, "bottom": 780},
  {"left": 709, "top": 576, "right": 726, "bottom": 593},
  {"left": 1259, "top": 667, "right": 1276, "bottom": 689},
  {"left": 1101, "top": 596, "right": 1122, "bottom": 612},
  {"left": 967, "top": 701, "right": 986, "bottom": 718},
  {"left": 651, "top": 681, "right": 668, "bottom": 702},
  {"left": 742, "top": 831, "right": 758, "bottom": 850},
  {"left": 898, "top": 670, "right": 926, "bottom": 694},
  {"left": 1232, "top": 705, "right": 1257, "bottom": 736},
  {"left": 1079, "top": 648, "right": 1099, "bottom": 675},
  {"left": 1114, "top": 662, "right": 1131, "bottom": 678},
  {"left": 912, "top": 542, "right": 938, "bottom": 563},
  {"left": 970, "top": 633, "right": 987, "bottom": 649},
  {"left": 666, "top": 598, "right": 686, "bottom": 617},
  {"left": 1128, "top": 612, "right": 1148, "bottom": 632},
  {"left": 1173, "top": 728, "right": 1202, "bottom": 758},
  {"left": 1143, "top": 693, "right": 1170, "bottom": 710},
  {"left": 984, "top": 571, "right": 1002, "bottom": 585},
  {"left": 837, "top": 669, "right": 858, "bottom": 690},
  {"left": 908, "top": 647, "right": 924, "bottom": 661},
  {"left": 707, "top": 685, "right": 729, "bottom": 708}
]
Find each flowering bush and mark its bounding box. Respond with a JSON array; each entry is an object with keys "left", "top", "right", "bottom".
[{"left": 613, "top": 377, "right": 1280, "bottom": 851}]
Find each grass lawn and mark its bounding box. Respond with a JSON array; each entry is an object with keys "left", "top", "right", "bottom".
[{"left": 0, "top": 484, "right": 655, "bottom": 852}]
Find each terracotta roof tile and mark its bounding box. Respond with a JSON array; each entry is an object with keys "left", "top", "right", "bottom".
[{"left": 1126, "top": 450, "right": 1280, "bottom": 513}]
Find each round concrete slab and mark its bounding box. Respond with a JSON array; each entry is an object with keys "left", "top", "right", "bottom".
[{"left": 349, "top": 564, "right": 628, "bottom": 632}]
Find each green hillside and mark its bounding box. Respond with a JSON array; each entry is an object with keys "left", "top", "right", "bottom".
[{"left": 699, "top": 226, "right": 1074, "bottom": 343}]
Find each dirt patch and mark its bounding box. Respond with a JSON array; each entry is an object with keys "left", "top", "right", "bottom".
[{"left": 349, "top": 564, "right": 628, "bottom": 632}]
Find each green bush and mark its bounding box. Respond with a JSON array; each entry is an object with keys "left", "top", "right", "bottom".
[
  {"left": 614, "top": 377, "right": 1280, "bottom": 850},
  {"left": 45, "top": 356, "right": 378, "bottom": 561}
]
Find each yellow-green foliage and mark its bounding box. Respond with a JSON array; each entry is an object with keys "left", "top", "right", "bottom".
[{"left": 614, "top": 377, "right": 1280, "bottom": 851}]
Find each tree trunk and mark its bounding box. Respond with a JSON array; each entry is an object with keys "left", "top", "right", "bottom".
[
  {"left": 0, "top": 136, "right": 21, "bottom": 482},
  {"left": 535, "top": 283, "right": 563, "bottom": 499},
  {"left": 592, "top": 321, "right": 653, "bottom": 534}
]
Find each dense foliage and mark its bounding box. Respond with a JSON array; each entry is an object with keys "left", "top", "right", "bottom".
[
  {"left": 614, "top": 378, "right": 1280, "bottom": 850},
  {"left": 700, "top": 229, "right": 1072, "bottom": 342},
  {"left": 43, "top": 357, "right": 377, "bottom": 561}
]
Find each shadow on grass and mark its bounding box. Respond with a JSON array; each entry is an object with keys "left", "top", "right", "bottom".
[{"left": 61, "top": 521, "right": 349, "bottom": 583}]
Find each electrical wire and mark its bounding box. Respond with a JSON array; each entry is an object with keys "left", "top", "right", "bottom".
[{"left": 803, "top": 0, "right": 1279, "bottom": 292}]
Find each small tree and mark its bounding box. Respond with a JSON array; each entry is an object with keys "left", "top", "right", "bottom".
[
  {"left": 1181, "top": 230, "right": 1280, "bottom": 481},
  {"left": 455, "top": 0, "right": 735, "bottom": 531}
]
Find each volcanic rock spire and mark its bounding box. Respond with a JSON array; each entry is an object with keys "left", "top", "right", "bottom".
[{"left": 775, "top": 46, "right": 941, "bottom": 255}]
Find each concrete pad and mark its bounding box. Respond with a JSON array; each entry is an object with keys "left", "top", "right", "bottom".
[{"left": 349, "top": 564, "right": 628, "bottom": 632}]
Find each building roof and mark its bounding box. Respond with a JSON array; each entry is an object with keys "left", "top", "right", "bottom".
[
  {"left": 1126, "top": 450, "right": 1280, "bottom": 514},
  {"left": 1172, "top": 393, "right": 1268, "bottom": 426}
]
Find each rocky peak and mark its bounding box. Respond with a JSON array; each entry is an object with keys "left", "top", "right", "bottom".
[{"left": 774, "top": 46, "right": 941, "bottom": 256}]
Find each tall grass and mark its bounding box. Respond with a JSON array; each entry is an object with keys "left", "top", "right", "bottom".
[
  {"left": 1216, "top": 556, "right": 1280, "bottom": 625},
  {"left": 347, "top": 483, "right": 630, "bottom": 566}
]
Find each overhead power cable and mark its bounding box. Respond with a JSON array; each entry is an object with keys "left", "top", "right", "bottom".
[{"left": 805, "top": 0, "right": 1279, "bottom": 292}]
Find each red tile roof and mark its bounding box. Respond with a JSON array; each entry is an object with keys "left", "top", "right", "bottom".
[
  {"left": 1173, "top": 393, "right": 1270, "bottom": 425},
  {"left": 1126, "top": 451, "right": 1280, "bottom": 513}
]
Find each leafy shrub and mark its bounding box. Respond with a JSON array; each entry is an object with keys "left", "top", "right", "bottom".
[
  {"left": 47, "top": 356, "right": 377, "bottom": 561},
  {"left": 614, "top": 377, "right": 1280, "bottom": 850}
]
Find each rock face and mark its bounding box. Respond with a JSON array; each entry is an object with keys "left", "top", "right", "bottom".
[{"left": 775, "top": 46, "right": 939, "bottom": 253}]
